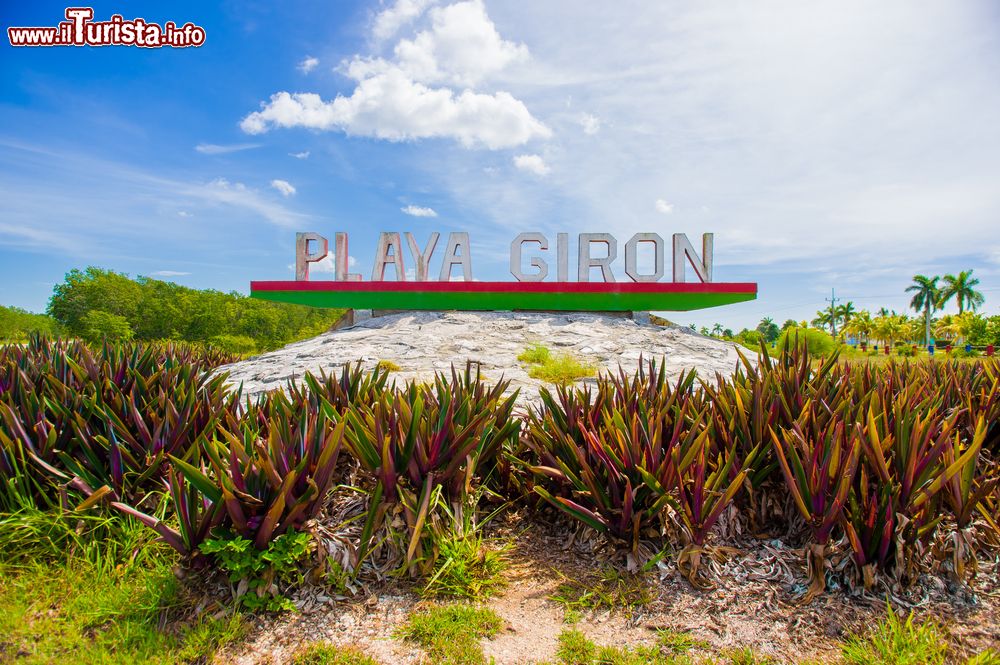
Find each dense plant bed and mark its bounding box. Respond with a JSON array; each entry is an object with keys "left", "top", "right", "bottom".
[{"left": 2, "top": 336, "right": 999, "bottom": 616}]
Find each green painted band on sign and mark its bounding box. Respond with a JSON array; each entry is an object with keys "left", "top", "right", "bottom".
[{"left": 250, "top": 288, "right": 755, "bottom": 312}]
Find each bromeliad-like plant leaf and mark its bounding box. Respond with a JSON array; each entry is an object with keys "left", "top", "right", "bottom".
[{"left": 770, "top": 418, "right": 860, "bottom": 601}]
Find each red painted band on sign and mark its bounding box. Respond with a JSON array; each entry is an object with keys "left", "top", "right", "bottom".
[{"left": 251, "top": 281, "right": 757, "bottom": 294}]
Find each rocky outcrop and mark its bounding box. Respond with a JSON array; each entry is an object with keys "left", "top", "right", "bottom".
[{"left": 217, "top": 311, "right": 750, "bottom": 406}]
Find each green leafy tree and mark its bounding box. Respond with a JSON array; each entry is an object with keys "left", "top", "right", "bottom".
[
  {"left": 756, "top": 317, "right": 780, "bottom": 343},
  {"left": 906, "top": 274, "right": 940, "bottom": 346},
  {"left": 46, "top": 267, "right": 345, "bottom": 351},
  {"left": 80, "top": 310, "right": 134, "bottom": 343},
  {"left": 0, "top": 305, "right": 58, "bottom": 340}
]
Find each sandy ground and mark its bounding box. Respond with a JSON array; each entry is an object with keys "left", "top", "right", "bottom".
[{"left": 216, "top": 513, "right": 1000, "bottom": 665}]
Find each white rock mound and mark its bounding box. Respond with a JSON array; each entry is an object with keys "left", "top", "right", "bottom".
[{"left": 217, "top": 311, "right": 750, "bottom": 406}]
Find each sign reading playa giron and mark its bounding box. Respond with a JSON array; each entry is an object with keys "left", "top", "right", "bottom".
[{"left": 250, "top": 231, "right": 757, "bottom": 312}]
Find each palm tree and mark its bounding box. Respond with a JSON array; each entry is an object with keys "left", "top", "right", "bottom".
[
  {"left": 874, "top": 314, "right": 906, "bottom": 348},
  {"left": 836, "top": 301, "right": 856, "bottom": 326},
  {"left": 906, "top": 274, "right": 939, "bottom": 345},
  {"left": 712, "top": 323, "right": 724, "bottom": 337},
  {"left": 940, "top": 312, "right": 980, "bottom": 344},
  {"left": 939, "top": 270, "right": 985, "bottom": 314},
  {"left": 812, "top": 310, "right": 834, "bottom": 333},
  {"left": 845, "top": 310, "right": 874, "bottom": 347}
]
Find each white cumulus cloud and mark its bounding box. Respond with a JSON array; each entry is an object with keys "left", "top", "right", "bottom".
[
  {"left": 373, "top": 0, "right": 435, "bottom": 42},
  {"left": 401, "top": 204, "right": 438, "bottom": 217},
  {"left": 270, "top": 179, "right": 297, "bottom": 197},
  {"left": 298, "top": 56, "right": 319, "bottom": 73},
  {"left": 655, "top": 199, "right": 674, "bottom": 214},
  {"left": 289, "top": 151, "right": 310, "bottom": 159},
  {"left": 514, "top": 154, "right": 550, "bottom": 176},
  {"left": 241, "top": 0, "right": 549, "bottom": 150}
]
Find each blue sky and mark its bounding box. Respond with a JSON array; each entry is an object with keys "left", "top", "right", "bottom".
[{"left": 2, "top": 0, "right": 999, "bottom": 330}]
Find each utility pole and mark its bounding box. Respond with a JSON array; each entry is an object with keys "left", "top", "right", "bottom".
[{"left": 825, "top": 288, "right": 839, "bottom": 336}]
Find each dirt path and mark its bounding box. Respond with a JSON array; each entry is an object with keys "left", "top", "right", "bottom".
[{"left": 216, "top": 517, "right": 1000, "bottom": 664}]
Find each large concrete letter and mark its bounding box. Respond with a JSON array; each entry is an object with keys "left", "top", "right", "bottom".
[
  {"left": 625, "top": 233, "right": 665, "bottom": 282},
  {"left": 577, "top": 233, "right": 617, "bottom": 282},
  {"left": 295, "top": 232, "right": 328, "bottom": 281},
  {"left": 557, "top": 233, "right": 569, "bottom": 282},
  {"left": 510, "top": 232, "right": 548, "bottom": 281},
  {"left": 439, "top": 232, "right": 473, "bottom": 281},
  {"left": 335, "top": 232, "right": 362, "bottom": 282},
  {"left": 406, "top": 232, "right": 439, "bottom": 282},
  {"left": 672, "top": 233, "right": 713, "bottom": 283},
  {"left": 372, "top": 232, "right": 406, "bottom": 281}
]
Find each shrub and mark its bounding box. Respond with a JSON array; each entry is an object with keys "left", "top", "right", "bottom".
[
  {"left": 775, "top": 326, "right": 838, "bottom": 357},
  {"left": 208, "top": 334, "right": 258, "bottom": 356}
]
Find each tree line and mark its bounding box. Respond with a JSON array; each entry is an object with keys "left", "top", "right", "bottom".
[{"left": 2, "top": 268, "right": 345, "bottom": 354}]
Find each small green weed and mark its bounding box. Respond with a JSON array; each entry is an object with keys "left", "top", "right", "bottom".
[
  {"left": 841, "top": 609, "right": 947, "bottom": 665},
  {"left": 554, "top": 629, "right": 689, "bottom": 665},
  {"left": 518, "top": 344, "right": 552, "bottom": 364},
  {"left": 656, "top": 628, "right": 708, "bottom": 654},
  {"left": 325, "top": 559, "right": 350, "bottom": 595},
  {"left": 519, "top": 345, "right": 596, "bottom": 384},
  {"left": 200, "top": 530, "right": 311, "bottom": 612},
  {"left": 528, "top": 353, "right": 596, "bottom": 384},
  {"left": 397, "top": 604, "right": 504, "bottom": 665},
  {"left": 967, "top": 650, "right": 1000, "bottom": 665},
  {"left": 422, "top": 529, "right": 508, "bottom": 600},
  {"left": 550, "top": 569, "right": 652, "bottom": 618},
  {"left": 291, "top": 642, "right": 381, "bottom": 665},
  {"left": 723, "top": 646, "right": 777, "bottom": 664},
  {"left": 376, "top": 359, "right": 401, "bottom": 372}
]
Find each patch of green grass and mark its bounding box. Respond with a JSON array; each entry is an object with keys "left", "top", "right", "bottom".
[
  {"left": 841, "top": 610, "right": 947, "bottom": 665},
  {"left": 0, "top": 508, "right": 245, "bottom": 664},
  {"left": 291, "top": 642, "right": 382, "bottom": 665},
  {"left": 528, "top": 354, "right": 596, "bottom": 383},
  {"left": 550, "top": 569, "right": 652, "bottom": 618},
  {"left": 967, "top": 650, "right": 1000, "bottom": 665},
  {"left": 422, "top": 529, "right": 508, "bottom": 600},
  {"left": 0, "top": 557, "right": 244, "bottom": 664},
  {"left": 518, "top": 344, "right": 552, "bottom": 364},
  {"left": 656, "top": 628, "right": 709, "bottom": 655},
  {"left": 397, "top": 604, "right": 504, "bottom": 665},
  {"left": 723, "top": 646, "right": 778, "bottom": 664},
  {"left": 0, "top": 508, "right": 168, "bottom": 571},
  {"left": 520, "top": 346, "right": 597, "bottom": 384},
  {"left": 376, "top": 359, "right": 401, "bottom": 372},
  {"left": 554, "top": 629, "right": 691, "bottom": 665}
]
